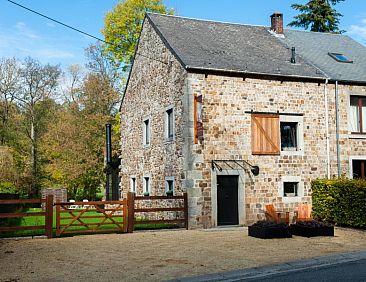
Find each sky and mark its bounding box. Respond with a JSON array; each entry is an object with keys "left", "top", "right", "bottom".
[{"left": 0, "top": 0, "right": 365, "bottom": 69}]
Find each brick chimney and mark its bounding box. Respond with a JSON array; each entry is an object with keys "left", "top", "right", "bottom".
[{"left": 271, "top": 12, "right": 283, "bottom": 34}]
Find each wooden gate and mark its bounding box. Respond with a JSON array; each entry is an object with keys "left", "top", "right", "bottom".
[{"left": 55, "top": 200, "right": 127, "bottom": 236}]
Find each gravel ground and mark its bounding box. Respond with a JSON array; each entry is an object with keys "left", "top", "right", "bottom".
[{"left": 0, "top": 227, "right": 366, "bottom": 282}]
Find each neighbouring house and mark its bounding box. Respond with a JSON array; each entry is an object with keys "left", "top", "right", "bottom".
[{"left": 119, "top": 12, "right": 366, "bottom": 228}]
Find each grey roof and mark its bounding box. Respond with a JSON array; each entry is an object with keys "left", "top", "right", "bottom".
[
  {"left": 280, "top": 30, "right": 366, "bottom": 83},
  {"left": 147, "top": 13, "right": 325, "bottom": 80}
]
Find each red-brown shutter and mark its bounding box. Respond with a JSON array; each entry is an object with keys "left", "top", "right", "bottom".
[{"left": 251, "top": 114, "right": 280, "bottom": 155}]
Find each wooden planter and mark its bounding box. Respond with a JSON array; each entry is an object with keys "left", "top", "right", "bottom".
[
  {"left": 290, "top": 224, "right": 334, "bottom": 237},
  {"left": 248, "top": 225, "right": 292, "bottom": 239}
]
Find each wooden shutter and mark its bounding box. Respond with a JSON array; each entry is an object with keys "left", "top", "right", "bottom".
[
  {"left": 194, "top": 95, "right": 203, "bottom": 144},
  {"left": 251, "top": 114, "right": 280, "bottom": 155}
]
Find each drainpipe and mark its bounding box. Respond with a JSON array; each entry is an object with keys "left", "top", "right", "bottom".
[
  {"left": 324, "top": 79, "right": 330, "bottom": 179},
  {"left": 335, "top": 81, "right": 341, "bottom": 177}
]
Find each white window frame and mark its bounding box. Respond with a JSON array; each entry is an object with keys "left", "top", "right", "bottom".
[
  {"left": 143, "top": 175, "right": 151, "bottom": 194},
  {"left": 143, "top": 117, "right": 151, "bottom": 147},
  {"left": 279, "top": 176, "right": 304, "bottom": 203},
  {"left": 280, "top": 115, "right": 304, "bottom": 156},
  {"left": 130, "top": 176, "right": 136, "bottom": 193},
  {"left": 348, "top": 93, "right": 366, "bottom": 138},
  {"left": 349, "top": 156, "right": 366, "bottom": 179},
  {"left": 165, "top": 106, "right": 175, "bottom": 141},
  {"left": 165, "top": 176, "right": 175, "bottom": 195}
]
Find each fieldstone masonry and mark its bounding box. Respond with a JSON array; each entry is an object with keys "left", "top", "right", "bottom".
[{"left": 120, "top": 17, "right": 366, "bottom": 229}]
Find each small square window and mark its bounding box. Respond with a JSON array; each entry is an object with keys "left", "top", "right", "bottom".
[
  {"left": 352, "top": 160, "right": 366, "bottom": 179},
  {"left": 280, "top": 122, "right": 297, "bottom": 150},
  {"left": 165, "top": 178, "right": 174, "bottom": 195},
  {"left": 284, "top": 182, "right": 298, "bottom": 197},
  {"left": 328, "top": 52, "right": 353, "bottom": 63}
]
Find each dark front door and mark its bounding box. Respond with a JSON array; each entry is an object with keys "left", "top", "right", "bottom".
[{"left": 217, "top": 175, "right": 239, "bottom": 225}]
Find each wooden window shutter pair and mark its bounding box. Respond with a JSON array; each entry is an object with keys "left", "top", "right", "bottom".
[{"left": 252, "top": 114, "right": 280, "bottom": 155}]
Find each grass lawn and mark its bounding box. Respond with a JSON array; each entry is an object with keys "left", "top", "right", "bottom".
[{"left": 0, "top": 208, "right": 180, "bottom": 238}]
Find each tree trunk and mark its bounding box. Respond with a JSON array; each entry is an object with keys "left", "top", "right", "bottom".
[{"left": 30, "top": 114, "right": 37, "bottom": 197}]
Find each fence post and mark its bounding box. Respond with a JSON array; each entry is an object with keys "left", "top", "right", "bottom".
[
  {"left": 184, "top": 192, "right": 188, "bottom": 230},
  {"left": 127, "top": 192, "right": 135, "bottom": 233},
  {"left": 45, "top": 195, "right": 53, "bottom": 239}
]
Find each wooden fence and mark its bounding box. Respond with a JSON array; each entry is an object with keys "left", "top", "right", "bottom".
[
  {"left": 0, "top": 195, "right": 53, "bottom": 238},
  {"left": 127, "top": 192, "right": 188, "bottom": 233},
  {"left": 0, "top": 193, "right": 188, "bottom": 238},
  {"left": 55, "top": 200, "right": 127, "bottom": 236}
]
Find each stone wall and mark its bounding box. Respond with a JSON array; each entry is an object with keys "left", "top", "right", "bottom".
[
  {"left": 184, "top": 74, "right": 329, "bottom": 227},
  {"left": 119, "top": 18, "right": 187, "bottom": 199}
]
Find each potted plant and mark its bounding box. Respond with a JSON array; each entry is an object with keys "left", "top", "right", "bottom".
[
  {"left": 290, "top": 220, "right": 334, "bottom": 237},
  {"left": 166, "top": 190, "right": 173, "bottom": 196},
  {"left": 248, "top": 220, "right": 292, "bottom": 239},
  {"left": 143, "top": 191, "right": 150, "bottom": 197}
]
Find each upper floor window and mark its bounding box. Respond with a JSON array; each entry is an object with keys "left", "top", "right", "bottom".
[
  {"left": 165, "top": 107, "right": 174, "bottom": 140},
  {"left": 349, "top": 96, "right": 366, "bottom": 134},
  {"left": 251, "top": 114, "right": 303, "bottom": 155},
  {"left": 143, "top": 118, "right": 150, "bottom": 146}
]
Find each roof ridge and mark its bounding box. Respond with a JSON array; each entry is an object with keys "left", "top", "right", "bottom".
[{"left": 147, "top": 12, "right": 268, "bottom": 29}]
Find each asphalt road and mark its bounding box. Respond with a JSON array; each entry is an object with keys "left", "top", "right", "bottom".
[
  {"left": 171, "top": 251, "right": 366, "bottom": 282},
  {"left": 248, "top": 259, "right": 366, "bottom": 282}
]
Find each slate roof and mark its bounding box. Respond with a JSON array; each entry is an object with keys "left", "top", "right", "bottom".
[
  {"left": 280, "top": 30, "right": 366, "bottom": 83},
  {"left": 147, "top": 13, "right": 325, "bottom": 80}
]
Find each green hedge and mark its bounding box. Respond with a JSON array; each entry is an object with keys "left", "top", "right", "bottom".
[{"left": 312, "top": 179, "right": 366, "bottom": 228}]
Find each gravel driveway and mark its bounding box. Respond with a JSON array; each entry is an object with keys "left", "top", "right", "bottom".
[{"left": 1, "top": 227, "right": 366, "bottom": 281}]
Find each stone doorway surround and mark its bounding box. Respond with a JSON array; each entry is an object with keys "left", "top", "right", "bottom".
[{"left": 211, "top": 169, "right": 246, "bottom": 227}]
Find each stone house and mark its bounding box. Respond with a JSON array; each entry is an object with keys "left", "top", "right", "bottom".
[{"left": 119, "top": 12, "right": 366, "bottom": 228}]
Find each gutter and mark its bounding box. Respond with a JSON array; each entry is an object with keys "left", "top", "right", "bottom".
[
  {"left": 335, "top": 81, "right": 341, "bottom": 177},
  {"left": 324, "top": 79, "right": 330, "bottom": 179},
  {"left": 185, "top": 66, "right": 325, "bottom": 81}
]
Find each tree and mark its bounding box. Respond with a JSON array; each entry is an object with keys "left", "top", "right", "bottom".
[
  {"left": 102, "top": 0, "right": 173, "bottom": 75},
  {"left": 13, "top": 58, "right": 61, "bottom": 196},
  {"left": 0, "top": 58, "right": 20, "bottom": 145},
  {"left": 289, "top": 0, "right": 345, "bottom": 33}
]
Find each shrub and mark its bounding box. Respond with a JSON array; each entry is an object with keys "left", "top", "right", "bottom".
[
  {"left": 0, "top": 182, "right": 17, "bottom": 194},
  {"left": 312, "top": 179, "right": 366, "bottom": 228}
]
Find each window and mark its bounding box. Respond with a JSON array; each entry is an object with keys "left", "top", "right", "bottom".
[
  {"left": 280, "top": 122, "right": 297, "bottom": 150},
  {"left": 251, "top": 114, "right": 303, "bottom": 155},
  {"left": 328, "top": 52, "right": 353, "bottom": 63},
  {"left": 143, "top": 176, "right": 150, "bottom": 194},
  {"left": 349, "top": 96, "right": 366, "bottom": 133},
  {"left": 143, "top": 118, "right": 150, "bottom": 146},
  {"left": 165, "top": 108, "right": 174, "bottom": 140},
  {"left": 130, "top": 177, "right": 136, "bottom": 193},
  {"left": 352, "top": 159, "right": 366, "bottom": 179},
  {"left": 284, "top": 182, "right": 298, "bottom": 197},
  {"left": 279, "top": 176, "right": 303, "bottom": 203},
  {"left": 165, "top": 177, "right": 174, "bottom": 195}
]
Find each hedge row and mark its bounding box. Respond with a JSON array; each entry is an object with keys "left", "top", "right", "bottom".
[{"left": 312, "top": 179, "right": 366, "bottom": 228}]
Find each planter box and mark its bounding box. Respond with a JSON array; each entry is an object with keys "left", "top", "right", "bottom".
[
  {"left": 290, "top": 224, "right": 334, "bottom": 237},
  {"left": 248, "top": 225, "right": 292, "bottom": 239}
]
